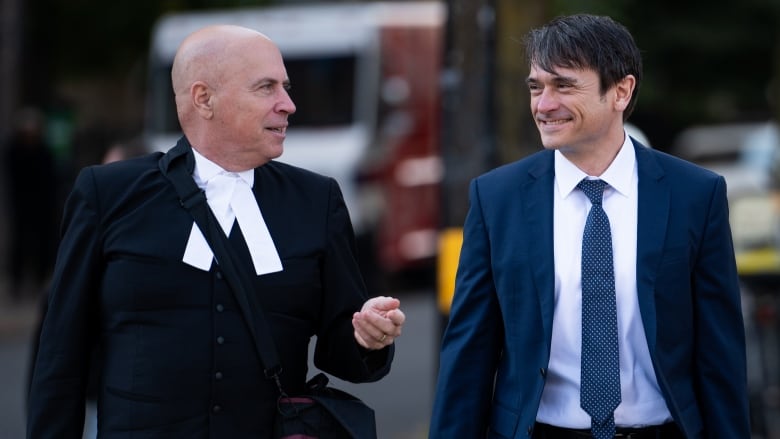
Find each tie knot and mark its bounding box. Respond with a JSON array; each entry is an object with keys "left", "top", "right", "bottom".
[{"left": 578, "top": 179, "right": 607, "bottom": 205}]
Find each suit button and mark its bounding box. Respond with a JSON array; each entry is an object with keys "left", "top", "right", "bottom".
[
  {"left": 539, "top": 368, "right": 547, "bottom": 377},
  {"left": 216, "top": 336, "right": 225, "bottom": 345},
  {"left": 216, "top": 304, "right": 224, "bottom": 312},
  {"left": 212, "top": 404, "right": 221, "bottom": 413},
  {"left": 215, "top": 371, "right": 223, "bottom": 380},
  {"left": 216, "top": 271, "right": 224, "bottom": 280},
  {"left": 527, "top": 425, "right": 533, "bottom": 436}
]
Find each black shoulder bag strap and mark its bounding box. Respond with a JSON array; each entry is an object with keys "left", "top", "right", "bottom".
[{"left": 158, "top": 144, "right": 287, "bottom": 394}]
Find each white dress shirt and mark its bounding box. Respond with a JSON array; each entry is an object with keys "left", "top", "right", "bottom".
[{"left": 535, "top": 133, "right": 673, "bottom": 427}]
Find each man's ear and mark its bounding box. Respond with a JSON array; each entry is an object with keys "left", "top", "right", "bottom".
[
  {"left": 191, "top": 81, "right": 214, "bottom": 119},
  {"left": 613, "top": 75, "right": 636, "bottom": 112}
]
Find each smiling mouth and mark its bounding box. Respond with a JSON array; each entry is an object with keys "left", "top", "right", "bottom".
[
  {"left": 268, "top": 126, "right": 287, "bottom": 134},
  {"left": 539, "top": 118, "right": 570, "bottom": 126}
]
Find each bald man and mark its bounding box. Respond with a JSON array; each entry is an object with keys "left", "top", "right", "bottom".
[{"left": 27, "top": 25, "right": 404, "bottom": 438}]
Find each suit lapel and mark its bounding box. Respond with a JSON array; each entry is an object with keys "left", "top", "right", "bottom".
[
  {"left": 635, "top": 144, "right": 669, "bottom": 352},
  {"left": 526, "top": 152, "right": 556, "bottom": 344}
]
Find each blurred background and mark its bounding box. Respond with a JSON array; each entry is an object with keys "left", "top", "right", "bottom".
[{"left": 2, "top": 0, "right": 780, "bottom": 437}]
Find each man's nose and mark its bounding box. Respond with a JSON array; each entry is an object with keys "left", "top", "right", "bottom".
[
  {"left": 278, "top": 89, "right": 296, "bottom": 114},
  {"left": 535, "top": 89, "right": 559, "bottom": 113}
]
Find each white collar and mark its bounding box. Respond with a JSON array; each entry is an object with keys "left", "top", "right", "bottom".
[
  {"left": 182, "top": 147, "right": 282, "bottom": 276},
  {"left": 191, "top": 148, "right": 254, "bottom": 189},
  {"left": 554, "top": 130, "right": 636, "bottom": 200}
]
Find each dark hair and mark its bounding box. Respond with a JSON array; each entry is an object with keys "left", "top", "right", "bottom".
[{"left": 524, "top": 14, "right": 642, "bottom": 119}]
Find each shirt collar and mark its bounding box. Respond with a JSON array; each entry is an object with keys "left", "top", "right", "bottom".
[
  {"left": 191, "top": 148, "right": 255, "bottom": 188},
  {"left": 555, "top": 130, "right": 636, "bottom": 199}
]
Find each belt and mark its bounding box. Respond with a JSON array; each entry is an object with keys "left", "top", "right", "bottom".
[{"left": 533, "top": 422, "right": 684, "bottom": 439}]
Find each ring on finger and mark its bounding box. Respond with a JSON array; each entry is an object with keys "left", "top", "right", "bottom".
[{"left": 380, "top": 334, "right": 387, "bottom": 342}]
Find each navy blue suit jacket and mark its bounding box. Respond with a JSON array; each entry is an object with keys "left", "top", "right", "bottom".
[
  {"left": 429, "top": 141, "right": 749, "bottom": 438},
  {"left": 27, "top": 138, "right": 392, "bottom": 438}
]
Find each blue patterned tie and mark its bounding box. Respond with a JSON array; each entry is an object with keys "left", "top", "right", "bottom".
[{"left": 578, "top": 179, "right": 621, "bottom": 439}]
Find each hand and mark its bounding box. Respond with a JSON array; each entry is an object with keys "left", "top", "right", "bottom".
[{"left": 352, "top": 296, "right": 405, "bottom": 350}]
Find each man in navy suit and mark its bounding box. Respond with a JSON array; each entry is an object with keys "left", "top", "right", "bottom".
[
  {"left": 429, "top": 14, "right": 749, "bottom": 438},
  {"left": 27, "top": 25, "right": 405, "bottom": 438}
]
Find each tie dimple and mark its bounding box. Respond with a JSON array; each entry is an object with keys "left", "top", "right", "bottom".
[{"left": 578, "top": 179, "right": 621, "bottom": 439}]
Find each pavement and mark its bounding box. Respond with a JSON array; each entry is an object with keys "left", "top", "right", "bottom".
[{"left": 0, "top": 294, "right": 39, "bottom": 439}]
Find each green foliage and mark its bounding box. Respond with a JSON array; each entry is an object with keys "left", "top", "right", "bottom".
[{"left": 625, "top": 0, "right": 779, "bottom": 122}]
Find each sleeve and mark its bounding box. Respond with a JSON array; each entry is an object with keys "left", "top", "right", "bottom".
[
  {"left": 694, "top": 176, "right": 751, "bottom": 436},
  {"left": 429, "top": 178, "right": 503, "bottom": 438},
  {"left": 27, "top": 167, "right": 103, "bottom": 439},
  {"left": 312, "top": 178, "right": 393, "bottom": 383}
]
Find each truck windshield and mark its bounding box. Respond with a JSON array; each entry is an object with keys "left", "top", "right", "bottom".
[
  {"left": 286, "top": 55, "right": 355, "bottom": 127},
  {"left": 145, "top": 54, "right": 356, "bottom": 134}
]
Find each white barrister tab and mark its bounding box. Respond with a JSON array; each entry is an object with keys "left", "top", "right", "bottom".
[
  {"left": 183, "top": 222, "right": 215, "bottom": 271},
  {"left": 182, "top": 173, "right": 283, "bottom": 275},
  {"left": 231, "top": 177, "right": 283, "bottom": 275}
]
